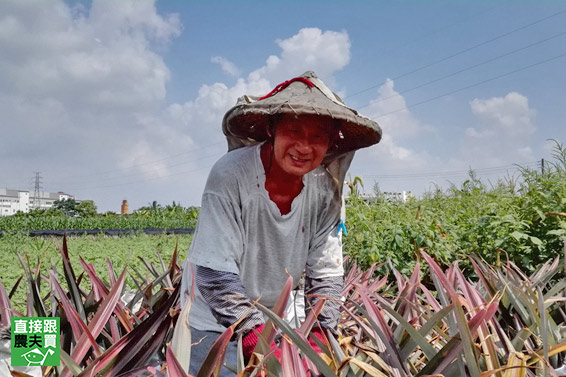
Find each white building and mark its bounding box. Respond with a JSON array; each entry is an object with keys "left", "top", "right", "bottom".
[{"left": 0, "top": 188, "right": 74, "bottom": 216}]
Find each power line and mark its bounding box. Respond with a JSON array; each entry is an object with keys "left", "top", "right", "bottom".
[
  {"left": 360, "top": 31, "right": 566, "bottom": 111},
  {"left": 62, "top": 153, "right": 222, "bottom": 192},
  {"left": 49, "top": 140, "right": 226, "bottom": 183},
  {"left": 345, "top": 9, "right": 566, "bottom": 100},
  {"left": 380, "top": 5, "right": 500, "bottom": 55},
  {"left": 361, "top": 161, "right": 540, "bottom": 181},
  {"left": 368, "top": 50, "right": 566, "bottom": 120}
]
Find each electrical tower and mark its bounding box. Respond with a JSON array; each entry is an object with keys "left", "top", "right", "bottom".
[{"left": 32, "top": 172, "right": 42, "bottom": 210}]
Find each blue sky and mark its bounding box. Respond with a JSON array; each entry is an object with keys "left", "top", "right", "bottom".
[{"left": 1, "top": 0, "right": 565, "bottom": 212}]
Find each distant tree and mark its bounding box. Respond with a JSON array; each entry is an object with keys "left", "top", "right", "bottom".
[
  {"left": 77, "top": 200, "right": 98, "bottom": 217},
  {"left": 53, "top": 198, "right": 78, "bottom": 217}
]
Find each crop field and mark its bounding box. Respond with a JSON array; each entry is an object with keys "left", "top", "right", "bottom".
[{"left": 0, "top": 232, "right": 192, "bottom": 309}]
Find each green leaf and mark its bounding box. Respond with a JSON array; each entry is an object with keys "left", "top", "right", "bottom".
[
  {"left": 60, "top": 349, "right": 83, "bottom": 376},
  {"left": 510, "top": 231, "right": 527, "bottom": 241},
  {"left": 529, "top": 236, "right": 543, "bottom": 246}
]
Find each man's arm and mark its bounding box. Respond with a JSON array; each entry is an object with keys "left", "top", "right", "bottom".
[
  {"left": 195, "top": 265, "right": 264, "bottom": 335},
  {"left": 304, "top": 275, "right": 343, "bottom": 330}
]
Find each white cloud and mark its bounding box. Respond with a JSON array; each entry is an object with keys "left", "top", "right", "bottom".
[
  {"left": 248, "top": 28, "right": 351, "bottom": 86},
  {"left": 469, "top": 92, "right": 535, "bottom": 136},
  {"left": 211, "top": 56, "right": 241, "bottom": 78},
  {"left": 363, "top": 79, "right": 423, "bottom": 141},
  {"left": 462, "top": 92, "right": 536, "bottom": 165},
  {"left": 359, "top": 79, "right": 432, "bottom": 168},
  {"left": 0, "top": 0, "right": 186, "bottom": 211},
  {"left": 161, "top": 27, "right": 353, "bottom": 152}
]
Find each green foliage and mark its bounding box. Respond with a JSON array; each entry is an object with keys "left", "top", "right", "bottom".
[
  {"left": 344, "top": 140, "right": 566, "bottom": 276},
  {"left": 53, "top": 198, "right": 79, "bottom": 217},
  {"left": 76, "top": 200, "right": 98, "bottom": 217},
  {"left": 0, "top": 203, "right": 200, "bottom": 232}
]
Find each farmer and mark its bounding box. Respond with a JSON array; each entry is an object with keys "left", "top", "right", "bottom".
[{"left": 180, "top": 71, "right": 381, "bottom": 375}]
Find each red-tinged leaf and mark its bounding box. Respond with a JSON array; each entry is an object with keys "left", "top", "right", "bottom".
[
  {"left": 64, "top": 268, "right": 127, "bottom": 377},
  {"left": 156, "top": 251, "right": 173, "bottom": 289},
  {"left": 280, "top": 339, "right": 307, "bottom": 377},
  {"left": 431, "top": 299, "right": 500, "bottom": 375},
  {"left": 358, "top": 286, "right": 395, "bottom": 346},
  {"left": 55, "top": 235, "right": 86, "bottom": 322},
  {"left": 25, "top": 293, "right": 32, "bottom": 317},
  {"left": 259, "top": 274, "right": 293, "bottom": 349},
  {"left": 17, "top": 254, "right": 46, "bottom": 318},
  {"left": 419, "top": 283, "right": 442, "bottom": 312},
  {"left": 256, "top": 303, "right": 338, "bottom": 377},
  {"left": 49, "top": 270, "right": 100, "bottom": 355},
  {"left": 455, "top": 267, "right": 488, "bottom": 314},
  {"left": 298, "top": 299, "right": 325, "bottom": 336},
  {"left": 79, "top": 257, "right": 107, "bottom": 301},
  {"left": 196, "top": 326, "right": 234, "bottom": 377},
  {"left": 168, "top": 241, "right": 180, "bottom": 282},
  {"left": 106, "top": 258, "right": 117, "bottom": 286},
  {"left": 367, "top": 275, "right": 388, "bottom": 293},
  {"left": 394, "top": 262, "right": 421, "bottom": 320},
  {"left": 341, "top": 304, "right": 381, "bottom": 348},
  {"left": 392, "top": 266, "right": 407, "bottom": 292},
  {"left": 79, "top": 283, "right": 180, "bottom": 377},
  {"left": 166, "top": 344, "right": 189, "bottom": 377},
  {"left": 79, "top": 257, "right": 134, "bottom": 332},
  {"left": 343, "top": 261, "right": 359, "bottom": 286},
  {"left": 109, "top": 316, "right": 120, "bottom": 343},
  {"left": 0, "top": 279, "right": 12, "bottom": 327},
  {"left": 352, "top": 292, "right": 407, "bottom": 374},
  {"left": 8, "top": 276, "right": 23, "bottom": 299},
  {"left": 114, "top": 312, "right": 174, "bottom": 374},
  {"left": 421, "top": 250, "right": 459, "bottom": 301}
]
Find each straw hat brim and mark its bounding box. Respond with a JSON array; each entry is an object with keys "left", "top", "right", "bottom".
[{"left": 222, "top": 71, "right": 382, "bottom": 155}]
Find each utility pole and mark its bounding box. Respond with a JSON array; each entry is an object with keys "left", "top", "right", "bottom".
[
  {"left": 33, "top": 172, "right": 42, "bottom": 210},
  {"left": 541, "top": 158, "right": 545, "bottom": 174}
]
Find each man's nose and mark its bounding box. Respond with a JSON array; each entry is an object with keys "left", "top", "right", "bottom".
[{"left": 295, "top": 139, "right": 312, "bottom": 153}]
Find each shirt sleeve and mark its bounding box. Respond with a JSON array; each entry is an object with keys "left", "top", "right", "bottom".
[
  {"left": 195, "top": 265, "right": 264, "bottom": 335},
  {"left": 305, "top": 179, "right": 345, "bottom": 329},
  {"left": 188, "top": 192, "right": 244, "bottom": 274},
  {"left": 304, "top": 275, "right": 343, "bottom": 330},
  {"left": 305, "top": 193, "right": 344, "bottom": 279}
]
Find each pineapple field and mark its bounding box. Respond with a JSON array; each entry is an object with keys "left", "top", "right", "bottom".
[{"left": 1, "top": 141, "right": 566, "bottom": 376}]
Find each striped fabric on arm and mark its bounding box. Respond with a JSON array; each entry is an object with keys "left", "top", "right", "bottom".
[
  {"left": 305, "top": 275, "right": 343, "bottom": 330},
  {"left": 195, "top": 265, "right": 264, "bottom": 335}
]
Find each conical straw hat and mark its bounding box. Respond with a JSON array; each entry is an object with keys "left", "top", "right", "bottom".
[{"left": 222, "top": 71, "right": 382, "bottom": 156}]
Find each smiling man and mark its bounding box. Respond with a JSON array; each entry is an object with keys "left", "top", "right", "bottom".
[{"left": 180, "top": 71, "right": 382, "bottom": 376}]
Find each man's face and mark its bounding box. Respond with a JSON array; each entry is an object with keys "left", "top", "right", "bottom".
[{"left": 272, "top": 115, "right": 332, "bottom": 177}]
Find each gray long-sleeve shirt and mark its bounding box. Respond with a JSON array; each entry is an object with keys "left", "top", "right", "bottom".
[{"left": 181, "top": 144, "right": 350, "bottom": 333}]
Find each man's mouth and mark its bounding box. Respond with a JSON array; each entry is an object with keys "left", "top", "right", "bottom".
[{"left": 290, "top": 154, "right": 309, "bottom": 163}]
